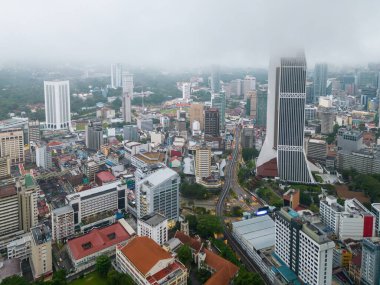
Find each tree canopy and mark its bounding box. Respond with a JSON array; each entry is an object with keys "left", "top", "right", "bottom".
[
  {"left": 96, "top": 255, "right": 112, "bottom": 278},
  {"left": 180, "top": 182, "right": 209, "bottom": 200},
  {"left": 177, "top": 244, "right": 192, "bottom": 267},
  {"left": 196, "top": 214, "right": 223, "bottom": 238}
]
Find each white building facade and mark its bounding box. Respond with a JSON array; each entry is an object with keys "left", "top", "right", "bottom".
[{"left": 44, "top": 80, "right": 71, "bottom": 130}]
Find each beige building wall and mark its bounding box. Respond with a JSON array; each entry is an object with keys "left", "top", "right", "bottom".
[
  {"left": 190, "top": 103, "right": 204, "bottom": 131},
  {"left": 195, "top": 146, "right": 211, "bottom": 182},
  {"left": 0, "top": 129, "right": 24, "bottom": 165}
]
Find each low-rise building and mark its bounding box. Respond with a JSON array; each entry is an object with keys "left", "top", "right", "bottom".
[
  {"left": 115, "top": 236, "right": 188, "bottom": 285},
  {"left": 7, "top": 233, "right": 32, "bottom": 260},
  {"left": 67, "top": 219, "right": 135, "bottom": 272},
  {"left": 137, "top": 213, "right": 168, "bottom": 245}
]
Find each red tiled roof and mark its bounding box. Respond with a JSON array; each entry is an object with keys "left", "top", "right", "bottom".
[
  {"left": 47, "top": 141, "right": 63, "bottom": 147},
  {"left": 96, "top": 171, "right": 116, "bottom": 183},
  {"left": 174, "top": 231, "right": 202, "bottom": 252},
  {"left": 203, "top": 249, "right": 239, "bottom": 285},
  {"left": 68, "top": 223, "right": 131, "bottom": 260},
  {"left": 120, "top": 236, "right": 172, "bottom": 275},
  {"left": 146, "top": 261, "right": 186, "bottom": 285}
]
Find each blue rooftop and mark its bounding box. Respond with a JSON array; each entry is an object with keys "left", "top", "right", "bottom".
[
  {"left": 288, "top": 209, "right": 299, "bottom": 218},
  {"left": 272, "top": 253, "right": 302, "bottom": 285}
]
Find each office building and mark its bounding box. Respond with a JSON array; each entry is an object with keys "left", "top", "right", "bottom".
[
  {"left": 189, "top": 103, "right": 204, "bottom": 131},
  {"left": 123, "top": 125, "right": 139, "bottom": 141},
  {"left": 0, "top": 183, "right": 20, "bottom": 238},
  {"left": 7, "top": 233, "right": 32, "bottom": 260},
  {"left": 66, "top": 180, "right": 126, "bottom": 227},
  {"left": 241, "top": 126, "right": 255, "bottom": 149},
  {"left": 371, "top": 203, "right": 380, "bottom": 236},
  {"left": 230, "top": 79, "right": 242, "bottom": 96},
  {"left": 85, "top": 121, "right": 103, "bottom": 150},
  {"left": 211, "top": 91, "right": 226, "bottom": 130},
  {"left": 182, "top": 82, "right": 191, "bottom": 101},
  {"left": 28, "top": 120, "right": 41, "bottom": 144},
  {"left": 210, "top": 65, "right": 220, "bottom": 92},
  {"left": 361, "top": 238, "right": 380, "bottom": 285},
  {"left": 122, "top": 92, "right": 132, "bottom": 123},
  {"left": 0, "top": 118, "right": 29, "bottom": 147},
  {"left": 307, "top": 138, "right": 327, "bottom": 162},
  {"left": 204, "top": 108, "right": 219, "bottom": 136},
  {"left": 116, "top": 236, "right": 187, "bottom": 285},
  {"left": 0, "top": 129, "right": 24, "bottom": 165},
  {"left": 51, "top": 205, "right": 74, "bottom": 242},
  {"left": 257, "top": 53, "right": 313, "bottom": 183},
  {"left": 18, "top": 175, "right": 39, "bottom": 232},
  {"left": 320, "top": 196, "right": 344, "bottom": 235},
  {"left": 67, "top": 220, "right": 134, "bottom": 272},
  {"left": 44, "top": 80, "right": 71, "bottom": 130},
  {"left": 243, "top": 75, "right": 256, "bottom": 99},
  {"left": 275, "top": 207, "right": 334, "bottom": 285},
  {"left": 35, "top": 144, "right": 52, "bottom": 169},
  {"left": 137, "top": 118, "right": 153, "bottom": 131},
  {"left": 337, "top": 149, "right": 380, "bottom": 174},
  {"left": 122, "top": 71, "right": 134, "bottom": 99},
  {"left": 305, "top": 105, "right": 318, "bottom": 121},
  {"left": 111, "top": 63, "right": 123, "bottom": 88},
  {"left": 337, "top": 128, "right": 363, "bottom": 152},
  {"left": 30, "top": 223, "right": 52, "bottom": 280},
  {"left": 313, "top": 63, "right": 328, "bottom": 103},
  {"left": 136, "top": 167, "right": 180, "bottom": 222},
  {"left": 256, "top": 88, "right": 268, "bottom": 128},
  {"left": 160, "top": 116, "right": 170, "bottom": 130},
  {"left": 195, "top": 145, "right": 211, "bottom": 182},
  {"left": 318, "top": 107, "right": 336, "bottom": 134},
  {"left": 357, "top": 71, "right": 378, "bottom": 89},
  {"left": 0, "top": 157, "right": 11, "bottom": 179},
  {"left": 137, "top": 212, "right": 168, "bottom": 245}
]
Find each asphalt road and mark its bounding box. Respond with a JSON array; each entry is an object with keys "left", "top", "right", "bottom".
[{"left": 216, "top": 125, "right": 271, "bottom": 285}]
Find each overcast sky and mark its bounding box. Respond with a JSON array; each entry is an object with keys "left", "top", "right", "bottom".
[{"left": 1, "top": 0, "right": 380, "bottom": 69}]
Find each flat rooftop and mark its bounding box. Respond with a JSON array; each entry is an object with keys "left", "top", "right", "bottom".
[
  {"left": 31, "top": 223, "right": 51, "bottom": 245},
  {"left": 139, "top": 212, "right": 167, "bottom": 227},
  {"left": 232, "top": 215, "right": 275, "bottom": 250},
  {"left": 0, "top": 183, "right": 16, "bottom": 199}
]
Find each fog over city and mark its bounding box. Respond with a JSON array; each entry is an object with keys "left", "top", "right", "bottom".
[{"left": 1, "top": 0, "right": 380, "bottom": 68}]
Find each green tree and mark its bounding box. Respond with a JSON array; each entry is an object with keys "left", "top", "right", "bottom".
[
  {"left": 197, "top": 215, "right": 223, "bottom": 238},
  {"left": 234, "top": 269, "right": 264, "bottom": 285},
  {"left": 111, "top": 98, "right": 122, "bottom": 110},
  {"left": 107, "top": 270, "right": 134, "bottom": 285},
  {"left": 180, "top": 182, "right": 209, "bottom": 200},
  {"left": 196, "top": 268, "right": 211, "bottom": 284},
  {"left": 242, "top": 148, "right": 259, "bottom": 162},
  {"left": 185, "top": 215, "right": 198, "bottom": 232},
  {"left": 96, "top": 255, "right": 112, "bottom": 278},
  {"left": 0, "top": 276, "right": 28, "bottom": 285},
  {"left": 178, "top": 245, "right": 192, "bottom": 267},
  {"left": 231, "top": 206, "right": 243, "bottom": 217}
]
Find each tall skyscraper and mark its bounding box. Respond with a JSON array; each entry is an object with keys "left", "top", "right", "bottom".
[
  {"left": 189, "top": 103, "right": 204, "bottom": 131},
  {"left": 18, "top": 175, "right": 39, "bottom": 232},
  {"left": 123, "top": 125, "right": 139, "bottom": 141},
  {"left": 28, "top": 120, "right": 41, "bottom": 144},
  {"left": 243, "top": 75, "right": 256, "bottom": 99},
  {"left": 44, "top": 80, "right": 71, "bottom": 130},
  {"left": 111, "top": 63, "right": 123, "bottom": 88},
  {"left": 210, "top": 65, "right": 221, "bottom": 93},
  {"left": 313, "top": 63, "right": 328, "bottom": 103},
  {"left": 0, "top": 129, "right": 24, "bottom": 165},
  {"left": 257, "top": 53, "right": 314, "bottom": 183},
  {"left": 85, "top": 121, "right": 103, "bottom": 150},
  {"left": 211, "top": 91, "right": 226, "bottom": 131},
  {"left": 195, "top": 145, "right": 211, "bottom": 183},
  {"left": 204, "top": 108, "right": 220, "bottom": 137},
  {"left": 122, "top": 71, "right": 134, "bottom": 99},
  {"left": 182, "top": 82, "right": 191, "bottom": 101}
]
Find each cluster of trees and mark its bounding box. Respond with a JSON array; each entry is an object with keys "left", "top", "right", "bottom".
[
  {"left": 342, "top": 169, "right": 380, "bottom": 203},
  {"left": 242, "top": 148, "right": 259, "bottom": 162},
  {"left": 256, "top": 187, "right": 283, "bottom": 208},
  {"left": 234, "top": 268, "right": 265, "bottom": 285},
  {"left": 180, "top": 182, "right": 209, "bottom": 200},
  {"left": 326, "top": 124, "right": 340, "bottom": 144},
  {"left": 95, "top": 255, "right": 134, "bottom": 285},
  {"left": 185, "top": 214, "right": 223, "bottom": 239}
]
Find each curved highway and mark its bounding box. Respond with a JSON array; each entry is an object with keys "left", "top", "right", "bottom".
[{"left": 216, "top": 125, "right": 271, "bottom": 285}]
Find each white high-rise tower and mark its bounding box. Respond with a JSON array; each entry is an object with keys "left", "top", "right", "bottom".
[
  {"left": 111, "top": 63, "right": 123, "bottom": 88},
  {"left": 256, "top": 52, "right": 313, "bottom": 183},
  {"left": 182, "top": 83, "right": 191, "bottom": 101},
  {"left": 122, "top": 72, "right": 134, "bottom": 99},
  {"left": 44, "top": 80, "right": 71, "bottom": 130},
  {"left": 122, "top": 72, "right": 133, "bottom": 123}
]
